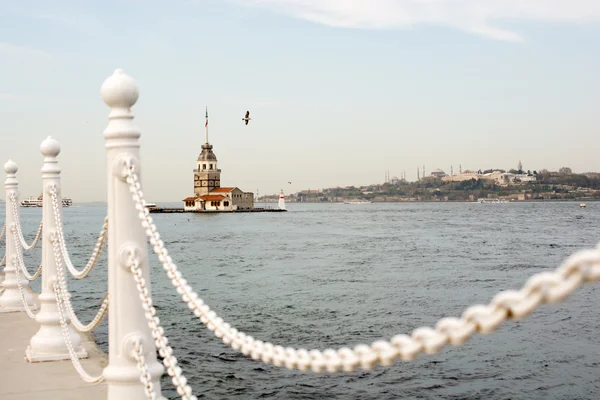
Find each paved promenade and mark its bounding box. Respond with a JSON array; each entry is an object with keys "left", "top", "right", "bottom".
[{"left": 0, "top": 306, "right": 107, "bottom": 399}]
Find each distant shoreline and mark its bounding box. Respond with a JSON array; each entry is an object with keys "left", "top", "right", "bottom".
[
  {"left": 6, "top": 199, "right": 596, "bottom": 205},
  {"left": 265, "top": 198, "right": 599, "bottom": 204}
]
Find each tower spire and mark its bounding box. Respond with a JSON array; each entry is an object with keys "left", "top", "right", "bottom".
[{"left": 205, "top": 106, "right": 209, "bottom": 144}]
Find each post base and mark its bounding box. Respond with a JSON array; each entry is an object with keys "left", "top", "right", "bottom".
[
  {"left": 0, "top": 304, "right": 38, "bottom": 313},
  {"left": 0, "top": 288, "right": 38, "bottom": 312},
  {"left": 25, "top": 345, "right": 88, "bottom": 363}
]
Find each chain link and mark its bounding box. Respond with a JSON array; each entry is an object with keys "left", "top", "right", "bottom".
[
  {"left": 8, "top": 195, "right": 43, "bottom": 280},
  {"left": 128, "top": 254, "right": 196, "bottom": 400},
  {"left": 10, "top": 226, "right": 38, "bottom": 319},
  {"left": 0, "top": 222, "right": 5, "bottom": 267},
  {"left": 21, "top": 261, "right": 42, "bottom": 281},
  {"left": 0, "top": 221, "right": 5, "bottom": 270},
  {"left": 53, "top": 274, "right": 104, "bottom": 383},
  {"left": 133, "top": 337, "right": 158, "bottom": 400},
  {"left": 48, "top": 187, "right": 108, "bottom": 279},
  {"left": 9, "top": 193, "right": 43, "bottom": 251},
  {"left": 51, "top": 233, "right": 109, "bottom": 333},
  {"left": 124, "top": 161, "right": 600, "bottom": 373}
]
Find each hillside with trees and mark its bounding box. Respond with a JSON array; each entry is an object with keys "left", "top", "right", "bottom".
[{"left": 283, "top": 168, "right": 600, "bottom": 203}]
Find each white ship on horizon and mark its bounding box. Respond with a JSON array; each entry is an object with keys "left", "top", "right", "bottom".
[{"left": 21, "top": 194, "right": 72, "bottom": 208}]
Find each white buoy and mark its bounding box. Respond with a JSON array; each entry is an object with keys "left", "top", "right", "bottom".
[{"left": 278, "top": 190, "right": 286, "bottom": 210}]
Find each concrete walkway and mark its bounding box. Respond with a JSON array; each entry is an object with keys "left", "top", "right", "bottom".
[{"left": 0, "top": 311, "right": 107, "bottom": 399}]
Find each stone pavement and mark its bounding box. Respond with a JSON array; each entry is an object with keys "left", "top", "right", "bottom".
[{"left": 0, "top": 311, "right": 107, "bottom": 400}]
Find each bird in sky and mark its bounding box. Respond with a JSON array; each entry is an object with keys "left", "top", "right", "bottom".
[
  {"left": 242, "top": 111, "right": 251, "bottom": 125},
  {"left": 288, "top": 181, "right": 292, "bottom": 184}
]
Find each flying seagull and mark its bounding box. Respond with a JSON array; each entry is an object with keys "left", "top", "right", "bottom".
[
  {"left": 288, "top": 181, "right": 292, "bottom": 184},
  {"left": 242, "top": 111, "right": 251, "bottom": 125}
]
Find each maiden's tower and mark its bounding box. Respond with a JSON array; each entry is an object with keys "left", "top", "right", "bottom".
[{"left": 183, "top": 108, "right": 254, "bottom": 212}]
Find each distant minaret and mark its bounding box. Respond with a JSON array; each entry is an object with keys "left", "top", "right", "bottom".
[
  {"left": 278, "top": 190, "right": 286, "bottom": 210},
  {"left": 451, "top": 166, "right": 454, "bottom": 176},
  {"left": 423, "top": 165, "right": 426, "bottom": 178},
  {"left": 459, "top": 164, "right": 462, "bottom": 174},
  {"left": 417, "top": 167, "right": 420, "bottom": 181}
]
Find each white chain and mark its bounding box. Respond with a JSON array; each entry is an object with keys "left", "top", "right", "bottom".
[
  {"left": 124, "top": 161, "right": 600, "bottom": 373},
  {"left": 48, "top": 186, "right": 108, "bottom": 279},
  {"left": 13, "top": 246, "right": 42, "bottom": 281},
  {"left": 53, "top": 274, "right": 105, "bottom": 383},
  {"left": 10, "top": 193, "right": 43, "bottom": 251},
  {"left": 8, "top": 195, "right": 43, "bottom": 280},
  {"left": 51, "top": 233, "right": 109, "bottom": 333},
  {"left": 10, "top": 226, "right": 38, "bottom": 319},
  {"left": 12, "top": 255, "right": 38, "bottom": 319},
  {"left": 1, "top": 221, "right": 7, "bottom": 266},
  {"left": 21, "top": 261, "right": 43, "bottom": 281},
  {"left": 0, "top": 221, "right": 4, "bottom": 269},
  {"left": 128, "top": 254, "right": 195, "bottom": 400},
  {"left": 133, "top": 337, "right": 158, "bottom": 400}
]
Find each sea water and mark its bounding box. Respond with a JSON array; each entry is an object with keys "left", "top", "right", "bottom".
[{"left": 18, "top": 201, "right": 600, "bottom": 399}]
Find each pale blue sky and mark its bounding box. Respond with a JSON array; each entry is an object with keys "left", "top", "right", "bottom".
[{"left": 1, "top": 0, "right": 599, "bottom": 202}]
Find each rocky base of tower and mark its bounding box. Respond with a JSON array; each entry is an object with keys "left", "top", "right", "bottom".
[{"left": 149, "top": 208, "right": 287, "bottom": 214}]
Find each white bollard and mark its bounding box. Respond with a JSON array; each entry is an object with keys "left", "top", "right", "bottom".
[
  {"left": 25, "top": 137, "right": 88, "bottom": 362},
  {"left": 100, "top": 69, "right": 164, "bottom": 399},
  {"left": 0, "top": 160, "right": 37, "bottom": 312}
]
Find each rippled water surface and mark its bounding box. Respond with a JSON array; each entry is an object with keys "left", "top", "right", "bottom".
[{"left": 18, "top": 201, "right": 600, "bottom": 399}]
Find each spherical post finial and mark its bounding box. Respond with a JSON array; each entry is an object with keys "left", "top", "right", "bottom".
[
  {"left": 4, "top": 159, "right": 18, "bottom": 174},
  {"left": 101, "top": 68, "right": 139, "bottom": 109},
  {"left": 40, "top": 136, "right": 61, "bottom": 158}
]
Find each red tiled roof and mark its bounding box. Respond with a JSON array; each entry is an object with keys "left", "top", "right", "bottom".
[
  {"left": 200, "top": 195, "right": 226, "bottom": 201},
  {"left": 210, "top": 187, "right": 236, "bottom": 193},
  {"left": 182, "top": 196, "right": 199, "bottom": 201}
]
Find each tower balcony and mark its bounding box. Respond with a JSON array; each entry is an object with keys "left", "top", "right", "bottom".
[{"left": 193, "top": 168, "right": 222, "bottom": 173}]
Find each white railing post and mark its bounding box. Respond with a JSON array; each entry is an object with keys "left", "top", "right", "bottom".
[
  {"left": 100, "top": 69, "right": 164, "bottom": 399},
  {"left": 0, "top": 160, "right": 37, "bottom": 312},
  {"left": 25, "top": 137, "right": 88, "bottom": 361}
]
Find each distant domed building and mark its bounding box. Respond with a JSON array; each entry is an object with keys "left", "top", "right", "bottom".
[
  {"left": 183, "top": 110, "right": 254, "bottom": 212},
  {"left": 430, "top": 168, "right": 446, "bottom": 178}
]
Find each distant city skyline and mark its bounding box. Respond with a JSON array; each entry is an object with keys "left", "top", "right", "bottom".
[{"left": 0, "top": 0, "right": 599, "bottom": 202}]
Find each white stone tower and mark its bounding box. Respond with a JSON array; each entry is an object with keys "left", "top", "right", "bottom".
[{"left": 193, "top": 107, "right": 221, "bottom": 196}]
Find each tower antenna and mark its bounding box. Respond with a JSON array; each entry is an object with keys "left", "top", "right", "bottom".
[{"left": 205, "top": 106, "right": 209, "bottom": 143}]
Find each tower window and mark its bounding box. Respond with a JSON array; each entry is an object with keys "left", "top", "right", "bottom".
[
  {"left": 203, "top": 164, "right": 206, "bottom": 170},
  {"left": 209, "top": 164, "right": 213, "bottom": 170}
]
